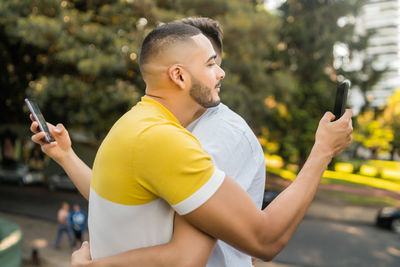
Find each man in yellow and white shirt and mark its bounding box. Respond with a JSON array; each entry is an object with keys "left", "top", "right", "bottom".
[
  {"left": 30, "top": 21, "right": 353, "bottom": 264},
  {"left": 89, "top": 96, "right": 225, "bottom": 258}
]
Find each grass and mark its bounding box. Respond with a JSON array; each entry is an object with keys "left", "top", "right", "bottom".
[
  {"left": 322, "top": 170, "right": 400, "bottom": 192},
  {"left": 316, "top": 189, "right": 398, "bottom": 207},
  {"left": 320, "top": 178, "right": 371, "bottom": 188},
  {"left": 267, "top": 171, "right": 400, "bottom": 208}
]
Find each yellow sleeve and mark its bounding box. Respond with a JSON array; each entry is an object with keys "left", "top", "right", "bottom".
[{"left": 133, "top": 124, "right": 225, "bottom": 215}]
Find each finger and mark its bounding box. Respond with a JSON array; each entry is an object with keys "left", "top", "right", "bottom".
[
  {"left": 348, "top": 118, "right": 353, "bottom": 129},
  {"left": 347, "top": 126, "right": 353, "bottom": 135},
  {"left": 39, "top": 141, "right": 58, "bottom": 151},
  {"left": 80, "top": 241, "right": 91, "bottom": 258},
  {"left": 321, "top": 112, "right": 335, "bottom": 122},
  {"left": 30, "top": 114, "right": 35, "bottom": 122},
  {"left": 81, "top": 241, "right": 89, "bottom": 248},
  {"left": 31, "top": 132, "right": 47, "bottom": 145},
  {"left": 341, "top": 109, "right": 353, "bottom": 120},
  {"left": 30, "top": 121, "right": 40, "bottom": 134},
  {"left": 46, "top": 121, "right": 56, "bottom": 130},
  {"left": 51, "top": 123, "right": 66, "bottom": 136}
]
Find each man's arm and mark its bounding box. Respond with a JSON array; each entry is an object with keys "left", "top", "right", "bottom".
[
  {"left": 71, "top": 215, "right": 216, "bottom": 267},
  {"left": 182, "top": 111, "right": 353, "bottom": 261},
  {"left": 30, "top": 116, "right": 91, "bottom": 199}
]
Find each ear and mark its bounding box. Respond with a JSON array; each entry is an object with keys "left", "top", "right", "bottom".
[{"left": 168, "top": 64, "right": 188, "bottom": 90}]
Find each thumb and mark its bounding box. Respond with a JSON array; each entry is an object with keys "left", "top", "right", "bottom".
[
  {"left": 53, "top": 123, "right": 66, "bottom": 135},
  {"left": 341, "top": 109, "right": 353, "bottom": 120},
  {"left": 81, "top": 241, "right": 90, "bottom": 250},
  {"left": 321, "top": 112, "right": 335, "bottom": 123}
]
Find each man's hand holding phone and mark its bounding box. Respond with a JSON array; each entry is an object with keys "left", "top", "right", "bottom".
[
  {"left": 29, "top": 114, "right": 73, "bottom": 166},
  {"left": 312, "top": 80, "right": 353, "bottom": 159},
  {"left": 27, "top": 98, "right": 92, "bottom": 200},
  {"left": 314, "top": 109, "right": 353, "bottom": 159},
  {"left": 25, "top": 98, "right": 73, "bottom": 165}
]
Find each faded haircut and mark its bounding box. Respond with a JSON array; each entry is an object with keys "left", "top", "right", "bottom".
[
  {"left": 179, "top": 17, "right": 223, "bottom": 55},
  {"left": 139, "top": 22, "right": 202, "bottom": 75}
]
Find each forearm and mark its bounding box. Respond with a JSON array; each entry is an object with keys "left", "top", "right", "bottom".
[
  {"left": 89, "top": 241, "right": 214, "bottom": 267},
  {"left": 262, "top": 144, "right": 332, "bottom": 254},
  {"left": 184, "top": 145, "right": 332, "bottom": 260},
  {"left": 86, "top": 215, "right": 215, "bottom": 267},
  {"left": 89, "top": 244, "right": 173, "bottom": 267},
  {"left": 58, "top": 150, "right": 92, "bottom": 200}
]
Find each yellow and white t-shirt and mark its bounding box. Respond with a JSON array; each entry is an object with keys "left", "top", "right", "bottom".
[{"left": 88, "top": 97, "right": 225, "bottom": 259}]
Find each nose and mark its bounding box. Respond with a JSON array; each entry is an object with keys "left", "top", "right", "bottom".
[{"left": 217, "top": 65, "right": 225, "bottom": 80}]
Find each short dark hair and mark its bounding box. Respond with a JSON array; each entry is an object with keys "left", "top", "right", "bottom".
[
  {"left": 139, "top": 22, "right": 202, "bottom": 73},
  {"left": 179, "top": 17, "right": 223, "bottom": 55}
]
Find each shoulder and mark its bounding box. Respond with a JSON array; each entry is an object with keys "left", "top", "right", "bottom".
[
  {"left": 139, "top": 123, "right": 199, "bottom": 146},
  {"left": 193, "top": 104, "right": 261, "bottom": 152},
  {"left": 196, "top": 104, "right": 251, "bottom": 136},
  {"left": 135, "top": 123, "right": 205, "bottom": 161}
]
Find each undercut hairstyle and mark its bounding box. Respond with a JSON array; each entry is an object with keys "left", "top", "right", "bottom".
[
  {"left": 179, "top": 17, "right": 223, "bottom": 55},
  {"left": 139, "top": 22, "right": 202, "bottom": 74}
]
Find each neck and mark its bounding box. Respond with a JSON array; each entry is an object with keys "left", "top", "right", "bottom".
[
  {"left": 145, "top": 88, "right": 206, "bottom": 127},
  {"left": 192, "top": 107, "right": 207, "bottom": 122}
]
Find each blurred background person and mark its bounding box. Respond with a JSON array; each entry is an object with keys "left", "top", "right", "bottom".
[
  {"left": 54, "top": 201, "right": 74, "bottom": 249},
  {"left": 70, "top": 203, "right": 87, "bottom": 249}
]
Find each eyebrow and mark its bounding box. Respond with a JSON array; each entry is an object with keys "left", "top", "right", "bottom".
[{"left": 205, "top": 54, "right": 217, "bottom": 64}]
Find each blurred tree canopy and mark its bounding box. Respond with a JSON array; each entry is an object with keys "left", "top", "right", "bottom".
[
  {"left": 352, "top": 90, "right": 400, "bottom": 160},
  {"left": 353, "top": 111, "right": 393, "bottom": 159},
  {"left": 382, "top": 90, "right": 400, "bottom": 159},
  {"left": 1, "top": 0, "right": 382, "bottom": 164},
  {"left": 267, "top": 0, "right": 380, "bottom": 165}
]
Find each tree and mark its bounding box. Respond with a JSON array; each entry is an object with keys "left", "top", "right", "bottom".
[
  {"left": 2, "top": 0, "right": 289, "bottom": 140},
  {"left": 382, "top": 89, "right": 400, "bottom": 160},
  {"left": 270, "top": 0, "right": 381, "bottom": 165},
  {"left": 1, "top": 0, "right": 383, "bottom": 164},
  {"left": 1, "top": 0, "right": 158, "bottom": 137},
  {"left": 353, "top": 110, "right": 393, "bottom": 159}
]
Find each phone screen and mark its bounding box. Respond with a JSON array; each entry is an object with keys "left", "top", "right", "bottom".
[
  {"left": 25, "top": 98, "right": 55, "bottom": 143},
  {"left": 333, "top": 81, "right": 350, "bottom": 121}
]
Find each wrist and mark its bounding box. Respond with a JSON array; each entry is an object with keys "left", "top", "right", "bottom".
[
  {"left": 57, "top": 149, "right": 78, "bottom": 168},
  {"left": 311, "top": 142, "right": 334, "bottom": 164},
  {"left": 85, "top": 260, "right": 95, "bottom": 267}
]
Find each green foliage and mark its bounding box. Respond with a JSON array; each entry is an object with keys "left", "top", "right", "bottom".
[
  {"left": 352, "top": 87, "right": 400, "bottom": 160},
  {"left": 1, "top": 0, "right": 383, "bottom": 158},
  {"left": 353, "top": 110, "right": 393, "bottom": 158},
  {"left": 267, "top": 0, "right": 380, "bottom": 164},
  {"left": 1, "top": 0, "right": 145, "bottom": 137},
  {"left": 383, "top": 90, "right": 400, "bottom": 156}
]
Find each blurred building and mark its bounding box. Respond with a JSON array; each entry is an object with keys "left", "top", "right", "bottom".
[
  {"left": 356, "top": 0, "right": 400, "bottom": 107},
  {"left": 265, "top": 0, "right": 400, "bottom": 110}
]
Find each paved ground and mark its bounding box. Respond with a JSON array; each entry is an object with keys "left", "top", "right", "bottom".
[
  {"left": 2, "top": 174, "right": 398, "bottom": 266},
  {"left": 0, "top": 198, "right": 379, "bottom": 267}
]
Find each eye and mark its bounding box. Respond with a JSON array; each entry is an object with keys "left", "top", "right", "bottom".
[{"left": 208, "top": 63, "right": 216, "bottom": 67}]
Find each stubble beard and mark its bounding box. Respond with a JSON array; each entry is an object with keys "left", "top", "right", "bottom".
[{"left": 189, "top": 75, "right": 220, "bottom": 108}]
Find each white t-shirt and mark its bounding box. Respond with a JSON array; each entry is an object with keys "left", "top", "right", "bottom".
[{"left": 187, "top": 103, "right": 266, "bottom": 267}]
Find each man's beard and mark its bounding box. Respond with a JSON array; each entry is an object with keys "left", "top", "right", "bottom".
[{"left": 189, "top": 74, "right": 221, "bottom": 108}]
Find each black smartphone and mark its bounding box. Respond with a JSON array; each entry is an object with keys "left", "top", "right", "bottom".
[
  {"left": 333, "top": 81, "right": 350, "bottom": 121},
  {"left": 25, "top": 98, "right": 55, "bottom": 143}
]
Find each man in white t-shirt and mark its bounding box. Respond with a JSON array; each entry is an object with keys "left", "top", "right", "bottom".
[
  {"left": 187, "top": 102, "right": 266, "bottom": 267},
  {"left": 30, "top": 19, "right": 352, "bottom": 266},
  {"left": 180, "top": 17, "right": 266, "bottom": 267}
]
